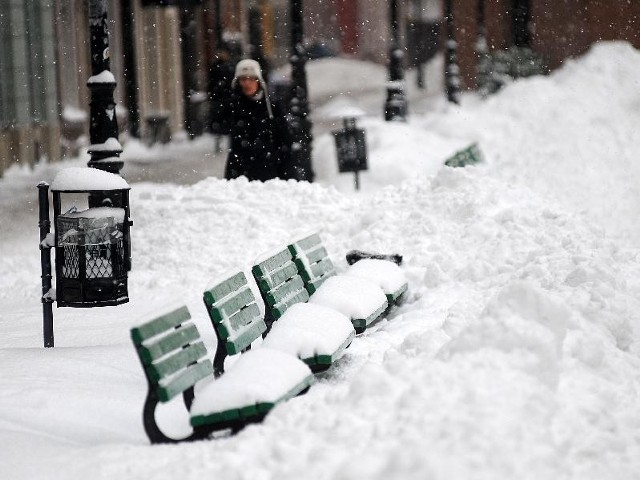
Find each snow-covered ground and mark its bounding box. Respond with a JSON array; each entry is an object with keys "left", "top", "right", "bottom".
[{"left": 1, "top": 42, "right": 640, "bottom": 479}]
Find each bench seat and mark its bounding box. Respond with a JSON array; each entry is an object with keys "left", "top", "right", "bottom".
[
  {"left": 262, "top": 302, "right": 355, "bottom": 370},
  {"left": 343, "top": 258, "right": 408, "bottom": 304},
  {"left": 288, "top": 233, "right": 401, "bottom": 333},
  {"left": 252, "top": 249, "right": 355, "bottom": 372},
  {"left": 307, "top": 275, "right": 388, "bottom": 333},
  {"left": 190, "top": 348, "right": 314, "bottom": 428}
]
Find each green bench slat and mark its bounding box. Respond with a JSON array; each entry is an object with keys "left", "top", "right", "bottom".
[
  {"left": 272, "top": 289, "right": 311, "bottom": 319},
  {"left": 157, "top": 360, "right": 213, "bottom": 402},
  {"left": 205, "top": 275, "right": 268, "bottom": 357},
  {"left": 387, "top": 283, "right": 409, "bottom": 303},
  {"left": 289, "top": 233, "right": 322, "bottom": 253},
  {"left": 190, "top": 374, "right": 315, "bottom": 428},
  {"left": 265, "top": 275, "right": 306, "bottom": 307},
  {"left": 208, "top": 287, "right": 256, "bottom": 323},
  {"left": 301, "top": 257, "right": 335, "bottom": 282},
  {"left": 305, "top": 245, "right": 330, "bottom": 265},
  {"left": 305, "top": 275, "right": 331, "bottom": 295},
  {"left": 252, "top": 249, "right": 293, "bottom": 277},
  {"left": 256, "top": 261, "right": 299, "bottom": 291},
  {"left": 211, "top": 302, "right": 263, "bottom": 340},
  {"left": 131, "top": 305, "right": 191, "bottom": 344},
  {"left": 351, "top": 302, "right": 389, "bottom": 333},
  {"left": 148, "top": 341, "right": 208, "bottom": 382},
  {"left": 204, "top": 272, "right": 248, "bottom": 303},
  {"left": 444, "top": 143, "right": 483, "bottom": 168},
  {"left": 301, "top": 329, "right": 355, "bottom": 369},
  {"left": 138, "top": 324, "right": 200, "bottom": 364},
  {"left": 226, "top": 320, "right": 268, "bottom": 355}
]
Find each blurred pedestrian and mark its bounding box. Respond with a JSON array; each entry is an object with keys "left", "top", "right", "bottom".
[
  {"left": 207, "top": 45, "right": 235, "bottom": 151},
  {"left": 223, "top": 59, "right": 295, "bottom": 181}
]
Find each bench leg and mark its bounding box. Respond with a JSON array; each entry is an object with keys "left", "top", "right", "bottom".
[{"left": 142, "top": 389, "right": 209, "bottom": 444}]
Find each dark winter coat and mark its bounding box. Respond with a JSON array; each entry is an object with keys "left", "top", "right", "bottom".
[
  {"left": 207, "top": 58, "right": 235, "bottom": 135},
  {"left": 223, "top": 88, "right": 294, "bottom": 182}
]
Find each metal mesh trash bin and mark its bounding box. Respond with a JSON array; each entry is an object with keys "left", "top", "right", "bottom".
[
  {"left": 50, "top": 167, "right": 132, "bottom": 308},
  {"left": 55, "top": 208, "right": 128, "bottom": 306}
]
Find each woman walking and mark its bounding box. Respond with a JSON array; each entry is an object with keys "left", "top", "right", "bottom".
[{"left": 223, "top": 59, "right": 294, "bottom": 181}]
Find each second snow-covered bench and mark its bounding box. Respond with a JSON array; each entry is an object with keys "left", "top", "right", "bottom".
[
  {"left": 204, "top": 270, "right": 354, "bottom": 374},
  {"left": 251, "top": 249, "right": 355, "bottom": 372}
]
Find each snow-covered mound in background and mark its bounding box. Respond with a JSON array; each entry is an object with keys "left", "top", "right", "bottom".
[{"left": 314, "top": 42, "right": 640, "bottom": 247}]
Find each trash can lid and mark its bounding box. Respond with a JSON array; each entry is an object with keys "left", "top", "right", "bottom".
[{"left": 51, "top": 167, "right": 130, "bottom": 192}]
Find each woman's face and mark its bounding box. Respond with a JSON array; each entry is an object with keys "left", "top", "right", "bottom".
[{"left": 239, "top": 76, "right": 260, "bottom": 97}]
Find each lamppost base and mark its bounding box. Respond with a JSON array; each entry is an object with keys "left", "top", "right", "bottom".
[{"left": 384, "top": 82, "right": 408, "bottom": 121}]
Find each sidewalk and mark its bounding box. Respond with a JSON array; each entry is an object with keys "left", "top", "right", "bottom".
[{"left": 0, "top": 57, "right": 445, "bottom": 246}]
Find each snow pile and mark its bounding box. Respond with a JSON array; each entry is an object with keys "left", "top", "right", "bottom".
[{"left": 1, "top": 42, "right": 640, "bottom": 480}]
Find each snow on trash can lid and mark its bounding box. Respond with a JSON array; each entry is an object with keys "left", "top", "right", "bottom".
[{"left": 51, "top": 167, "right": 130, "bottom": 192}]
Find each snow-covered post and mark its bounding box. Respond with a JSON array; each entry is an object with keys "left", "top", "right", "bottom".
[
  {"left": 384, "top": 0, "right": 408, "bottom": 121},
  {"left": 87, "top": 0, "right": 123, "bottom": 176},
  {"left": 37, "top": 182, "right": 55, "bottom": 348},
  {"left": 444, "top": 0, "right": 461, "bottom": 104},
  {"left": 289, "top": 0, "right": 314, "bottom": 182}
]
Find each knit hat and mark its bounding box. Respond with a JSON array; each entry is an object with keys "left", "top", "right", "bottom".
[
  {"left": 231, "top": 59, "right": 273, "bottom": 118},
  {"left": 232, "top": 59, "right": 264, "bottom": 84}
]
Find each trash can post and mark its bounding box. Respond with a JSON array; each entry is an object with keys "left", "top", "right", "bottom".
[{"left": 38, "top": 182, "right": 54, "bottom": 348}]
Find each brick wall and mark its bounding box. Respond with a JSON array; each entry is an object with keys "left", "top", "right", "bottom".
[{"left": 452, "top": 0, "right": 640, "bottom": 89}]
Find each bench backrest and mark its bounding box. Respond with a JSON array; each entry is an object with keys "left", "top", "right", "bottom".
[
  {"left": 203, "top": 271, "right": 266, "bottom": 358},
  {"left": 288, "top": 233, "right": 337, "bottom": 295},
  {"left": 252, "top": 247, "right": 310, "bottom": 321},
  {"left": 131, "top": 305, "right": 213, "bottom": 403}
]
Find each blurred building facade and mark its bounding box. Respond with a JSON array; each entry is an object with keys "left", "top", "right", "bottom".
[
  {"left": 446, "top": 0, "right": 640, "bottom": 89},
  {"left": 0, "top": 0, "right": 638, "bottom": 177}
]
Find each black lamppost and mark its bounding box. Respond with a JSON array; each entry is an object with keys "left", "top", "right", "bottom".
[
  {"left": 476, "top": 0, "right": 491, "bottom": 96},
  {"left": 384, "top": 0, "right": 408, "bottom": 121},
  {"left": 87, "top": 0, "right": 123, "bottom": 176},
  {"left": 214, "top": 0, "right": 223, "bottom": 47},
  {"left": 248, "top": 1, "right": 268, "bottom": 76},
  {"left": 444, "top": 0, "right": 460, "bottom": 104},
  {"left": 289, "top": 0, "right": 314, "bottom": 181}
]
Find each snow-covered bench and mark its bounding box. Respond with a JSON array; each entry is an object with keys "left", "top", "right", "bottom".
[
  {"left": 206, "top": 269, "right": 354, "bottom": 374},
  {"left": 130, "top": 303, "right": 314, "bottom": 444},
  {"left": 288, "top": 233, "right": 408, "bottom": 332},
  {"left": 253, "top": 243, "right": 389, "bottom": 335}
]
